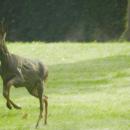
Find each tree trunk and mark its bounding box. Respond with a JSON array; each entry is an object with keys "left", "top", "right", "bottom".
[{"left": 121, "top": 0, "right": 130, "bottom": 40}]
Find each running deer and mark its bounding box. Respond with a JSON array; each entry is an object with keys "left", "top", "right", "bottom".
[{"left": 0, "top": 21, "right": 48, "bottom": 128}]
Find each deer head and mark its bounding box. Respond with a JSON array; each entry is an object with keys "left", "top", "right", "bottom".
[{"left": 0, "top": 20, "right": 9, "bottom": 58}]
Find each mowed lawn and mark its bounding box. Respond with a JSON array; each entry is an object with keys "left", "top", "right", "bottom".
[{"left": 0, "top": 42, "right": 130, "bottom": 130}]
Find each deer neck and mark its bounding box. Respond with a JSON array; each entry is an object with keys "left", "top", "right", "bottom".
[{"left": 0, "top": 43, "right": 10, "bottom": 65}]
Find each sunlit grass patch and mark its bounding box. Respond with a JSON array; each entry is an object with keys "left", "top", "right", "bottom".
[{"left": 0, "top": 42, "right": 130, "bottom": 130}]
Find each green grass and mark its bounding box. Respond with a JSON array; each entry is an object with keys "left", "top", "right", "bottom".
[{"left": 0, "top": 42, "right": 130, "bottom": 130}]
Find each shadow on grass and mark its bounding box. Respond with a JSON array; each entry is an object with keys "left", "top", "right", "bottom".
[{"left": 48, "top": 55, "right": 130, "bottom": 93}]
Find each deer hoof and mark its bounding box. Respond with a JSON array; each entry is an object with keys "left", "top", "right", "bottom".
[
  {"left": 6, "top": 102, "right": 12, "bottom": 110},
  {"left": 44, "top": 121, "right": 47, "bottom": 125}
]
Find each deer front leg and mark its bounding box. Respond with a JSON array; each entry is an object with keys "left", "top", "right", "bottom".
[
  {"left": 3, "top": 84, "right": 12, "bottom": 109},
  {"left": 3, "top": 79, "right": 22, "bottom": 109}
]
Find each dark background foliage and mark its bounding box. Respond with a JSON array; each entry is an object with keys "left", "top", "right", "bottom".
[{"left": 0, "top": 0, "right": 128, "bottom": 41}]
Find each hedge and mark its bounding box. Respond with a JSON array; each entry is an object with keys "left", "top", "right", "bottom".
[{"left": 0, "top": 0, "right": 128, "bottom": 41}]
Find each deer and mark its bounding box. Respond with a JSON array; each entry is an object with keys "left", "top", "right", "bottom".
[{"left": 0, "top": 21, "right": 48, "bottom": 128}]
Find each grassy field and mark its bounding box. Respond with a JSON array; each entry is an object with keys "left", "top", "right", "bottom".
[{"left": 0, "top": 42, "right": 130, "bottom": 130}]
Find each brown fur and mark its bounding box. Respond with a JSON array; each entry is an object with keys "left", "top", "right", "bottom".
[{"left": 0, "top": 22, "right": 48, "bottom": 128}]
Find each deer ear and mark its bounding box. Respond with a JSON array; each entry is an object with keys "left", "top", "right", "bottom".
[
  {"left": 3, "top": 32, "right": 6, "bottom": 41},
  {"left": 1, "top": 20, "right": 7, "bottom": 41},
  {"left": 0, "top": 22, "right": 2, "bottom": 33},
  {"left": 1, "top": 19, "right": 7, "bottom": 33}
]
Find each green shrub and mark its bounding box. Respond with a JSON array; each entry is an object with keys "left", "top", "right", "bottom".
[{"left": 0, "top": 0, "right": 127, "bottom": 41}]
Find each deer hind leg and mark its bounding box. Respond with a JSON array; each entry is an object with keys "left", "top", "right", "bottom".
[
  {"left": 29, "top": 82, "right": 48, "bottom": 128},
  {"left": 43, "top": 95, "right": 48, "bottom": 125},
  {"left": 33, "top": 82, "right": 44, "bottom": 128},
  {"left": 31, "top": 88, "right": 48, "bottom": 125},
  {"left": 33, "top": 94, "right": 48, "bottom": 127}
]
